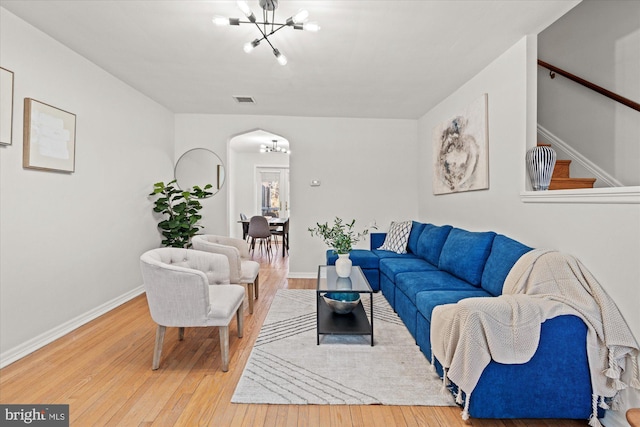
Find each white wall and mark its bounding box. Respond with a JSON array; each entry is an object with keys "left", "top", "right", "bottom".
[
  {"left": 418, "top": 36, "right": 640, "bottom": 424},
  {"left": 174, "top": 115, "right": 419, "bottom": 276},
  {"left": 538, "top": 0, "right": 640, "bottom": 186},
  {"left": 0, "top": 9, "right": 174, "bottom": 362}
]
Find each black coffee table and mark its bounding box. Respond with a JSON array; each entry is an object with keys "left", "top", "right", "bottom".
[{"left": 316, "top": 265, "right": 374, "bottom": 346}]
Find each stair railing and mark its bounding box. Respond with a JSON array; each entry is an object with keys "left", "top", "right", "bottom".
[{"left": 538, "top": 60, "right": 640, "bottom": 112}]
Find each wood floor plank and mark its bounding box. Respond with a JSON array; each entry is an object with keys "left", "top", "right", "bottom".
[{"left": 0, "top": 253, "right": 592, "bottom": 426}]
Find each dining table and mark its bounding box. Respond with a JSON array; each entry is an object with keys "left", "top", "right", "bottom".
[{"left": 239, "top": 217, "right": 289, "bottom": 257}]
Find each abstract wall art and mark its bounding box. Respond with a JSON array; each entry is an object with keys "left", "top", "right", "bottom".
[{"left": 432, "top": 94, "right": 489, "bottom": 195}]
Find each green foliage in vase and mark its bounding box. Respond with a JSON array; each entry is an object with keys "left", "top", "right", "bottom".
[
  {"left": 308, "top": 217, "right": 376, "bottom": 254},
  {"left": 149, "top": 180, "right": 213, "bottom": 248}
]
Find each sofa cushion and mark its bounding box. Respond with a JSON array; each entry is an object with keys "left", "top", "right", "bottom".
[
  {"left": 377, "top": 221, "right": 412, "bottom": 254},
  {"left": 379, "top": 257, "right": 437, "bottom": 280},
  {"left": 370, "top": 232, "right": 386, "bottom": 250},
  {"left": 416, "top": 224, "right": 453, "bottom": 265},
  {"left": 326, "top": 249, "right": 379, "bottom": 269},
  {"left": 481, "top": 234, "right": 533, "bottom": 296},
  {"left": 396, "top": 270, "right": 478, "bottom": 304},
  {"left": 407, "top": 221, "right": 427, "bottom": 255},
  {"left": 438, "top": 228, "right": 496, "bottom": 287},
  {"left": 415, "top": 289, "right": 492, "bottom": 322}
]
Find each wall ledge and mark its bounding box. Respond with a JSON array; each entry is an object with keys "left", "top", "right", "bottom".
[{"left": 520, "top": 187, "right": 640, "bottom": 204}]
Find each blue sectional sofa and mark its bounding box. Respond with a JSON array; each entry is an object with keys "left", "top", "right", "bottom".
[{"left": 327, "top": 221, "right": 597, "bottom": 420}]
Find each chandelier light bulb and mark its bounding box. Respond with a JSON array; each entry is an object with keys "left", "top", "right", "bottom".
[
  {"left": 292, "top": 10, "right": 309, "bottom": 24},
  {"left": 303, "top": 22, "right": 320, "bottom": 32},
  {"left": 237, "top": 1, "right": 252, "bottom": 16},
  {"left": 212, "top": 16, "right": 231, "bottom": 26},
  {"left": 273, "top": 49, "right": 288, "bottom": 66},
  {"left": 243, "top": 39, "right": 261, "bottom": 53}
]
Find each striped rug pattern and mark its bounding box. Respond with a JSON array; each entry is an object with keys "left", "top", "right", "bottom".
[{"left": 231, "top": 289, "right": 456, "bottom": 406}]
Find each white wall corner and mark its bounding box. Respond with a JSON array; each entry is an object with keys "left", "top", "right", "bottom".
[{"left": 526, "top": 34, "right": 539, "bottom": 192}]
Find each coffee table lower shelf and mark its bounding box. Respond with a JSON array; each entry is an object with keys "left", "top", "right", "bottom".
[{"left": 316, "top": 297, "right": 373, "bottom": 346}]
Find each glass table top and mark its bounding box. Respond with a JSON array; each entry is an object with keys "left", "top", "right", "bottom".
[{"left": 317, "top": 265, "right": 372, "bottom": 293}]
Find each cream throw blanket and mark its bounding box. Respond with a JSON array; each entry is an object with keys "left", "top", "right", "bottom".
[{"left": 430, "top": 249, "right": 640, "bottom": 426}]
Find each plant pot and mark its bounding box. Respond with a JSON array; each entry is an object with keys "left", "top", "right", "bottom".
[{"left": 335, "top": 253, "right": 352, "bottom": 278}]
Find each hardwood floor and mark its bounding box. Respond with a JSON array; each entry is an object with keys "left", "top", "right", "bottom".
[{"left": 0, "top": 252, "right": 590, "bottom": 426}]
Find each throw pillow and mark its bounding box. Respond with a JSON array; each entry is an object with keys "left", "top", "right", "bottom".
[{"left": 377, "top": 221, "right": 412, "bottom": 254}]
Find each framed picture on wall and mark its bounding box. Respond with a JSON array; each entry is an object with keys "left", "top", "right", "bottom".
[
  {"left": 0, "top": 67, "right": 14, "bottom": 146},
  {"left": 432, "top": 93, "right": 489, "bottom": 195},
  {"left": 23, "top": 98, "right": 76, "bottom": 173}
]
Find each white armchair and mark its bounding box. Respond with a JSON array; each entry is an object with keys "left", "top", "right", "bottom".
[
  {"left": 140, "top": 247, "right": 244, "bottom": 372},
  {"left": 192, "top": 235, "right": 260, "bottom": 313}
]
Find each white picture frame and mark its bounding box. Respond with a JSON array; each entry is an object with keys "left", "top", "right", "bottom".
[
  {"left": 0, "top": 67, "right": 14, "bottom": 146},
  {"left": 23, "top": 98, "right": 76, "bottom": 173}
]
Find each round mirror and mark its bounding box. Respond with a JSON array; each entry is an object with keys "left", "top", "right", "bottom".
[{"left": 174, "top": 148, "right": 225, "bottom": 197}]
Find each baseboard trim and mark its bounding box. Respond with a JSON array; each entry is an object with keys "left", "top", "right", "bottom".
[
  {"left": 287, "top": 272, "right": 317, "bottom": 279},
  {"left": 0, "top": 286, "right": 145, "bottom": 369}
]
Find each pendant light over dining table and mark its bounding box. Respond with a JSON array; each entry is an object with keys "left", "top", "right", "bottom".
[{"left": 212, "top": 0, "right": 320, "bottom": 66}]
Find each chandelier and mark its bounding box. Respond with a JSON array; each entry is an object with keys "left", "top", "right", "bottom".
[
  {"left": 260, "top": 140, "right": 289, "bottom": 154},
  {"left": 213, "top": 0, "right": 320, "bottom": 65}
]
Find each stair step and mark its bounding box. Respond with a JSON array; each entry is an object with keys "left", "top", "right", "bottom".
[
  {"left": 549, "top": 178, "right": 596, "bottom": 190},
  {"left": 553, "top": 160, "right": 572, "bottom": 179}
]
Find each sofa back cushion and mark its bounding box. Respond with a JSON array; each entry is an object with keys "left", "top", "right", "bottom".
[
  {"left": 407, "top": 221, "right": 426, "bottom": 254},
  {"left": 438, "top": 228, "right": 496, "bottom": 286},
  {"left": 481, "top": 234, "right": 533, "bottom": 296},
  {"left": 416, "top": 224, "right": 453, "bottom": 265},
  {"left": 370, "top": 232, "right": 386, "bottom": 250}
]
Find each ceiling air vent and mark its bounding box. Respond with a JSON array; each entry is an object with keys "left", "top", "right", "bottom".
[{"left": 233, "top": 96, "right": 255, "bottom": 104}]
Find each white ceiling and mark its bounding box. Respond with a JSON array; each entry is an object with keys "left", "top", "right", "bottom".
[{"left": 1, "top": 0, "right": 578, "bottom": 120}]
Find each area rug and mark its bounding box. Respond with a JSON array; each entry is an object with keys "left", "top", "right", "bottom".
[{"left": 231, "top": 289, "right": 456, "bottom": 406}]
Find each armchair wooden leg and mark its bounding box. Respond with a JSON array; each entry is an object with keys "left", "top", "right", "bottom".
[
  {"left": 178, "top": 327, "right": 184, "bottom": 341},
  {"left": 254, "top": 274, "right": 259, "bottom": 300},
  {"left": 237, "top": 304, "right": 244, "bottom": 338},
  {"left": 219, "top": 325, "right": 230, "bottom": 372},
  {"left": 152, "top": 325, "right": 166, "bottom": 370},
  {"left": 247, "top": 283, "right": 254, "bottom": 314}
]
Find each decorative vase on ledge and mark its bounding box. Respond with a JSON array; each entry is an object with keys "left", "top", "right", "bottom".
[
  {"left": 335, "top": 253, "right": 352, "bottom": 278},
  {"left": 526, "top": 145, "right": 556, "bottom": 191}
]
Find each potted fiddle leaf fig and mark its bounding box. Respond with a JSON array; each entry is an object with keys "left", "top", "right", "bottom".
[{"left": 149, "top": 180, "right": 213, "bottom": 248}]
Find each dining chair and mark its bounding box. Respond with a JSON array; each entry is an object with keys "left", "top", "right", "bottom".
[
  {"left": 271, "top": 218, "right": 289, "bottom": 256},
  {"left": 248, "top": 215, "right": 273, "bottom": 258},
  {"left": 192, "top": 235, "right": 260, "bottom": 313},
  {"left": 239, "top": 213, "right": 249, "bottom": 241},
  {"left": 140, "top": 247, "right": 244, "bottom": 372}
]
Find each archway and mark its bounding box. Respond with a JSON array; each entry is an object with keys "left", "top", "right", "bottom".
[{"left": 228, "top": 129, "right": 291, "bottom": 241}]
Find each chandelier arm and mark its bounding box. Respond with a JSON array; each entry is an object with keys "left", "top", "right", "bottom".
[
  {"left": 263, "top": 8, "right": 267, "bottom": 37},
  {"left": 263, "top": 24, "right": 288, "bottom": 37},
  {"left": 238, "top": 20, "right": 287, "bottom": 26},
  {"left": 262, "top": 34, "right": 277, "bottom": 51},
  {"left": 249, "top": 19, "right": 270, "bottom": 41},
  {"left": 271, "top": 8, "right": 275, "bottom": 34}
]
